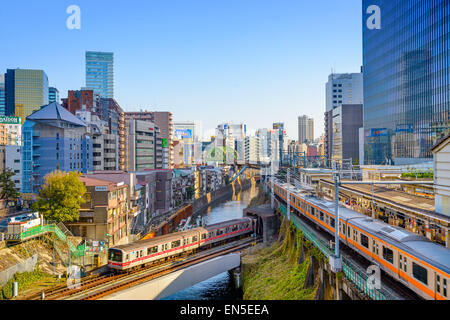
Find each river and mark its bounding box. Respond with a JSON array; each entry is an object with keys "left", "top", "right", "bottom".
[{"left": 163, "top": 182, "right": 259, "bottom": 300}]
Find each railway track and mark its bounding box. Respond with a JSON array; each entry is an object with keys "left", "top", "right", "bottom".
[{"left": 26, "top": 237, "right": 259, "bottom": 300}]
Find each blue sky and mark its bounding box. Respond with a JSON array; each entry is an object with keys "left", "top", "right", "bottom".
[{"left": 0, "top": 0, "right": 362, "bottom": 139}]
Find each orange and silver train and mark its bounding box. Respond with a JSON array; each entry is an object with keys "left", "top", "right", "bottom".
[
  {"left": 108, "top": 217, "right": 255, "bottom": 271},
  {"left": 272, "top": 180, "right": 450, "bottom": 300}
]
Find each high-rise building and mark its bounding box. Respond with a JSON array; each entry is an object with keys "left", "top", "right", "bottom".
[
  {"left": 125, "top": 111, "right": 173, "bottom": 168},
  {"left": 5, "top": 69, "right": 49, "bottom": 121},
  {"left": 331, "top": 104, "right": 363, "bottom": 163},
  {"left": 326, "top": 73, "right": 363, "bottom": 112},
  {"left": 48, "top": 87, "right": 60, "bottom": 104},
  {"left": 0, "top": 75, "right": 5, "bottom": 116},
  {"left": 273, "top": 122, "right": 286, "bottom": 162},
  {"left": 298, "top": 115, "right": 314, "bottom": 144},
  {"left": 363, "top": 0, "right": 450, "bottom": 165},
  {"left": 21, "top": 102, "right": 92, "bottom": 194},
  {"left": 126, "top": 119, "right": 163, "bottom": 171},
  {"left": 173, "top": 121, "right": 202, "bottom": 165},
  {"left": 85, "top": 51, "right": 114, "bottom": 99},
  {"left": 244, "top": 136, "right": 260, "bottom": 164},
  {"left": 256, "top": 128, "right": 277, "bottom": 164}
]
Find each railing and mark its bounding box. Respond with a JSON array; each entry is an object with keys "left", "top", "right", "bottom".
[{"left": 264, "top": 183, "right": 399, "bottom": 300}]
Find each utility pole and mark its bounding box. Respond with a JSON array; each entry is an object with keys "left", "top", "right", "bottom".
[{"left": 331, "top": 161, "right": 342, "bottom": 273}]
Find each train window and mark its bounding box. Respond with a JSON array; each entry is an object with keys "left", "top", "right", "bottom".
[
  {"left": 193, "top": 236, "right": 198, "bottom": 242},
  {"left": 437, "top": 275, "right": 441, "bottom": 293},
  {"left": 108, "top": 249, "right": 122, "bottom": 262},
  {"left": 444, "top": 279, "right": 447, "bottom": 297},
  {"left": 164, "top": 244, "right": 169, "bottom": 251},
  {"left": 382, "top": 247, "right": 393, "bottom": 264},
  {"left": 209, "top": 232, "right": 213, "bottom": 238},
  {"left": 140, "top": 250, "right": 143, "bottom": 257},
  {"left": 183, "top": 239, "right": 187, "bottom": 246},
  {"left": 126, "top": 254, "right": 129, "bottom": 260},
  {"left": 320, "top": 211, "right": 324, "bottom": 221},
  {"left": 412, "top": 263, "right": 428, "bottom": 286},
  {"left": 217, "top": 229, "right": 224, "bottom": 235},
  {"left": 403, "top": 257, "right": 407, "bottom": 272},
  {"left": 311, "top": 207, "right": 315, "bottom": 216},
  {"left": 330, "top": 218, "right": 335, "bottom": 228},
  {"left": 399, "top": 254, "right": 403, "bottom": 270},
  {"left": 360, "top": 234, "right": 369, "bottom": 249},
  {"left": 372, "top": 241, "right": 379, "bottom": 255},
  {"left": 201, "top": 233, "right": 207, "bottom": 240},
  {"left": 232, "top": 225, "right": 238, "bottom": 232},
  {"left": 348, "top": 227, "right": 351, "bottom": 237},
  {"left": 147, "top": 246, "right": 158, "bottom": 255},
  {"left": 172, "top": 240, "right": 181, "bottom": 248}
]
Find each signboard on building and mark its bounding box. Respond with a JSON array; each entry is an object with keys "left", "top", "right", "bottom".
[
  {"left": 175, "top": 129, "right": 192, "bottom": 139},
  {"left": 0, "top": 116, "right": 21, "bottom": 125},
  {"left": 95, "top": 186, "right": 108, "bottom": 192},
  {"left": 162, "top": 138, "right": 168, "bottom": 148}
]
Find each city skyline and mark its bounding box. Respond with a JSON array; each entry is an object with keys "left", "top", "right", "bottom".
[{"left": 0, "top": 0, "right": 363, "bottom": 140}]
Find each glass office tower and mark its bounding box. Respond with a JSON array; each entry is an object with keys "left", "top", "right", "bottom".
[
  {"left": 85, "top": 51, "right": 114, "bottom": 99},
  {"left": 5, "top": 69, "right": 49, "bottom": 121},
  {"left": 363, "top": 0, "right": 450, "bottom": 165},
  {"left": 0, "top": 75, "right": 5, "bottom": 116}
]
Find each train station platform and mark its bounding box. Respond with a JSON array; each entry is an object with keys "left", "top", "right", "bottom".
[{"left": 318, "top": 179, "right": 450, "bottom": 247}]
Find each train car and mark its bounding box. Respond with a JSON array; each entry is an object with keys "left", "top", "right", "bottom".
[
  {"left": 109, "top": 229, "right": 201, "bottom": 271},
  {"left": 5, "top": 212, "right": 41, "bottom": 242},
  {"left": 108, "top": 217, "right": 256, "bottom": 271},
  {"left": 272, "top": 180, "right": 450, "bottom": 300},
  {"left": 199, "top": 218, "right": 254, "bottom": 247}
]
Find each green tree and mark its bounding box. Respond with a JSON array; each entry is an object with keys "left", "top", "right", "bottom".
[
  {"left": 0, "top": 168, "right": 20, "bottom": 205},
  {"left": 32, "top": 170, "right": 87, "bottom": 223}
]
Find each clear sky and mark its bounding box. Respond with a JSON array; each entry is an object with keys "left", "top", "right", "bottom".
[{"left": 0, "top": 0, "right": 362, "bottom": 140}]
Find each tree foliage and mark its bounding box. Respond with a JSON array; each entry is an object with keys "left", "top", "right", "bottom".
[
  {"left": 32, "top": 170, "right": 87, "bottom": 223},
  {"left": 0, "top": 168, "right": 19, "bottom": 201}
]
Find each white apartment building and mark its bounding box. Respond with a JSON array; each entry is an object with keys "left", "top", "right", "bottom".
[{"left": 326, "top": 72, "right": 363, "bottom": 112}]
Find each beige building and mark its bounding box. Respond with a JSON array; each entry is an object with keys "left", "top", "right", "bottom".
[
  {"left": 432, "top": 134, "right": 450, "bottom": 217},
  {"left": 66, "top": 176, "right": 130, "bottom": 246}
]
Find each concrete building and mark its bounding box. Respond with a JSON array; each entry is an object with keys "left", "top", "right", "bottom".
[
  {"left": 125, "top": 111, "right": 173, "bottom": 168},
  {"left": 298, "top": 115, "right": 314, "bottom": 144},
  {"left": 76, "top": 111, "right": 119, "bottom": 171},
  {"left": 85, "top": 51, "right": 114, "bottom": 99},
  {"left": 173, "top": 121, "right": 202, "bottom": 165},
  {"left": 331, "top": 104, "right": 363, "bottom": 164},
  {"left": 21, "top": 102, "right": 92, "bottom": 194},
  {"left": 244, "top": 136, "right": 260, "bottom": 164},
  {"left": 126, "top": 119, "right": 164, "bottom": 171},
  {"left": 66, "top": 176, "right": 129, "bottom": 246},
  {"left": 0, "top": 116, "right": 21, "bottom": 146},
  {"left": 256, "top": 128, "right": 277, "bottom": 164},
  {"left": 326, "top": 72, "right": 363, "bottom": 112},
  {"left": 432, "top": 134, "right": 450, "bottom": 217},
  {"left": 5, "top": 69, "right": 49, "bottom": 121}
]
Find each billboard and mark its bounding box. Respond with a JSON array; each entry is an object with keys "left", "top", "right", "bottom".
[
  {"left": 175, "top": 129, "right": 192, "bottom": 139},
  {"left": 162, "top": 138, "right": 168, "bottom": 148},
  {"left": 0, "top": 116, "right": 21, "bottom": 125},
  {"left": 366, "top": 128, "right": 389, "bottom": 137}
]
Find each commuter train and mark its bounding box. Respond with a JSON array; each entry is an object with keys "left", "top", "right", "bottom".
[
  {"left": 108, "top": 217, "right": 255, "bottom": 271},
  {"left": 272, "top": 180, "right": 450, "bottom": 300}
]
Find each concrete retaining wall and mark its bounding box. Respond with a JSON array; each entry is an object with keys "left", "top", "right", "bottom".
[{"left": 0, "top": 254, "right": 39, "bottom": 287}]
